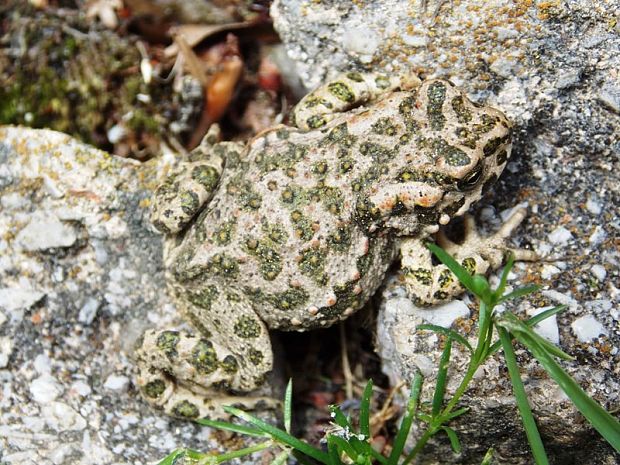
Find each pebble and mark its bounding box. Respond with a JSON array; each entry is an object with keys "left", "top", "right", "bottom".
[
  {"left": 526, "top": 306, "right": 560, "bottom": 344},
  {"left": 585, "top": 197, "right": 602, "bottom": 215},
  {"left": 0, "top": 337, "right": 13, "bottom": 368},
  {"left": 548, "top": 226, "right": 573, "bottom": 246},
  {"left": 412, "top": 299, "right": 470, "bottom": 328},
  {"left": 42, "top": 401, "right": 87, "bottom": 431},
  {"left": 590, "top": 264, "right": 607, "bottom": 281},
  {"left": 0, "top": 287, "right": 45, "bottom": 321},
  {"left": 104, "top": 374, "right": 130, "bottom": 392},
  {"left": 541, "top": 264, "right": 561, "bottom": 280},
  {"left": 34, "top": 353, "right": 52, "bottom": 374},
  {"left": 30, "top": 374, "right": 63, "bottom": 403},
  {"left": 70, "top": 380, "right": 92, "bottom": 397},
  {"left": 571, "top": 315, "right": 608, "bottom": 342},
  {"left": 589, "top": 226, "right": 607, "bottom": 246},
  {"left": 78, "top": 298, "right": 100, "bottom": 325},
  {"left": 15, "top": 211, "right": 77, "bottom": 251}
]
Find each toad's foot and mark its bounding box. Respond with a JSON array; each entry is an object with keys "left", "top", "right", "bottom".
[
  {"left": 135, "top": 329, "right": 278, "bottom": 420},
  {"left": 399, "top": 207, "right": 537, "bottom": 306}
]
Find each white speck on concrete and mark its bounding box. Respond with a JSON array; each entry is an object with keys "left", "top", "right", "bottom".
[
  {"left": 589, "top": 226, "right": 607, "bottom": 246},
  {"left": 104, "top": 374, "right": 130, "bottom": 392},
  {"left": 412, "top": 354, "right": 435, "bottom": 377},
  {"left": 34, "top": 353, "right": 52, "bottom": 374},
  {"left": 541, "top": 264, "right": 561, "bottom": 280},
  {"left": 542, "top": 289, "right": 578, "bottom": 309},
  {"left": 0, "top": 287, "right": 45, "bottom": 322},
  {"left": 78, "top": 298, "right": 100, "bottom": 325},
  {"left": 402, "top": 34, "right": 428, "bottom": 47},
  {"left": 526, "top": 306, "right": 560, "bottom": 344},
  {"left": 585, "top": 197, "right": 602, "bottom": 215},
  {"left": 42, "top": 401, "right": 87, "bottom": 431},
  {"left": 412, "top": 299, "right": 470, "bottom": 328},
  {"left": 70, "top": 380, "right": 92, "bottom": 397},
  {"left": 30, "top": 374, "right": 63, "bottom": 403},
  {"left": 0, "top": 337, "right": 13, "bottom": 368},
  {"left": 571, "top": 315, "right": 608, "bottom": 342},
  {"left": 590, "top": 264, "right": 607, "bottom": 281},
  {"left": 342, "top": 26, "right": 380, "bottom": 57},
  {"left": 15, "top": 211, "right": 77, "bottom": 251},
  {"left": 0, "top": 310, "right": 6, "bottom": 327},
  {"left": 548, "top": 226, "right": 573, "bottom": 246}
]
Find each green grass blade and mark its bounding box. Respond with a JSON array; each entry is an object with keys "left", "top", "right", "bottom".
[
  {"left": 271, "top": 450, "right": 291, "bottom": 465},
  {"left": 207, "top": 440, "right": 273, "bottom": 464},
  {"left": 498, "top": 285, "right": 541, "bottom": 304},
  {"left": 224, "top": 406, "right": 331, "bottom": 464},
  {"left": 387, "top": 372, "right": 423, "bottom": 465},
  {"left": 498, "top": 316, "right": 620, "bottom": 452},
  {"left": 426, "top": 243, "right": 477, "bottom": 294},
  {"left": 498, "top": 327, "right": 550, "bottom": 465},
  {"left": 480, "top": 447, "right": 494, "bottom": 465},
  {"left": 360, "top": 379, "right": 373, "bottom": 438},
  {"left": 284, "top": 379, "right": 293, "bottom": 433},
  {"left": 441, "top": 406, "right": 470, "bottom": 422},
  {"left": 369, "top": 447, "right": 389, "bottom": 465},
  {"left": 488, "top": 305, "right": 568, "bottom": 355},
  {"left": 417, "top": 324, "right": 473, "bottom": 352},
  {"left": 432, "top": 337, "right": 452, "bottom": 417},
  {"left": 327, "top": 436, "right": 345, "bottom": 465},
  {"left": 157, "top": 449, "right": 203, "bottom": 465},
  {"left": 495, "top": 253, "right": 515, "bottom": 297},
  {"left": 329, "top": 405, "right": 353, "bottom": 429},
  {"left": 441, "top": 426, "right": 462, "bottom": 453},
  {"left": 196, "top": 418, "right": 269, "bottom": 437},
  {"left": 327, "top": 435, "right": 358, "bottom": 461}
]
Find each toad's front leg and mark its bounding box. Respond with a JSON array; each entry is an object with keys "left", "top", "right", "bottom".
[
  {"left": 292, "top": 72, "right": 420, "bottom": 130},
  {"left": 399, "top": 207, "right": 537, "bottom": 306}
]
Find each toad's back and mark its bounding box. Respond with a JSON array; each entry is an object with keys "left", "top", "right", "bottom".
[{"left": 166, "top": 79, "right": 510, "bottom": 331}]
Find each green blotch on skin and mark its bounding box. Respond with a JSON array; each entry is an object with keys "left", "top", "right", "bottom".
[
  {"left": 473, "top": 114, "right": 498, "bottom": 134},
  {"left": 375, "top": 75, "right": 391, "bottom": 89},
  {"left": 328, "top": 225, "right": 352, "bottom": 252},
  {"left": 451, "top": 96, "right": 472, "bottom": 123},
  {"left": 359, "top": 142, "right": 394, "bottom": 163},
  {"left": 220, "top": 355, "right": 239, "bottom": 374},
  {"left": 245, "top": 238, "right": 282, "bottom": 281},
  {"left": 206, "top": 253, "right": 239, "bottom": 278},
  {"left": 271, "top": 287, "right": 309, "bottom": 311},
  {"left": 371, "top": 117, "right": 398, "bottom": 136},
  {"left": 339, "top": 158, "right": 355, "bottom": 173},
  {"left": 143, "top": 379, "right": 166, "bottom": 398},
  {"left": 430, "top": 138, "right": 471, "bottom": 166},
  {"left": 483, "top": 135, "right": 510, "bottom": 157},
  {"left": 496, "top": 149, "right": 508, "bottom": 165},
  {"left": 303, "top": 95, "right": 333, "bottom": 109},
  {"left": 320, "top": 122, "right": 357, "bottom": 147},
  {"left": 262, "top": 222, "right": 288, "bottom": 245},
  {"left": 346, "top": 72, "right": 364, "bottom": 82},
  {"left": 180, "top": 190, "right": 199, "bottom": 215},
  {"left": 299, "top": 248, "right": 328, "bottom": 284},
  {"left": 414, "top": 205, "right": 440, "bottom": 225},
  {"left": 306, "top": 115, "right": 327, "bottom": 129},
  {"left": 290, "top": 210, "right": 315, "bottom": 241},
  {"left": 328, "top": 81, "right": 355, "bottom": 103},
  {"left": 310, "top": 184, "right": 344, "bottom": 216},
  {"left": 192, "top": 165, "right": 220, "bottom": 192},
  {"left": 157, "top": 331, "right": 180, "bottom": 359},
  {"left": 313, "top": 160, "right": 329, "bottom": 175},
  {"left": 438, "top": 269, "right": 454, "bottom": 288},
  {"left": 433, "top": 290, "right": 449, "bottom": 300},
  {"left": 354, "top": 198, "right": 382, "bottom": 232},
  {"left": 248, "top": 348, "right": 264, "bottom": 366},
  {"left": 213, "top": 220, "right": 236, "bottom": 245},
  {"left": 172, "top": 400, "right": 200, "bottom": 418},
  {"left": 406, "top": 267, "right": 432, "bottom": 286},
  {"left": 188, "top": 285, "right": 219, "bottom": 310},
  {"left": 234, "top": 316, "right": 262, "bottom": 338},
  {"left": 462, "top": 257, "right": 477, "bottom": 275},
  {"left": 427, "top": 81, "right": 447, "bottom": 131},
  {"left": 191, "top": 339, "right": 219, "bottom": 374}
]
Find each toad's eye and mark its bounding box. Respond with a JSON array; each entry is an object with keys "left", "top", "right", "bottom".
[{"left": 457, "top": 167, "right": 483, "bottom": 191}]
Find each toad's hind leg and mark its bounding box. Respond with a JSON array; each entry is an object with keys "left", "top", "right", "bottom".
[
  {"left": 135, "top": 292, "right": 276, "bottom": 420},
  {"left": 399, "top": 207, "right": 537, "bottom": 306},
  {"left": 151, "top": 125, "right": 245, "bottom": 234},
  {"left": 293, "top": 72, "right": 420, "bottom": 131}
]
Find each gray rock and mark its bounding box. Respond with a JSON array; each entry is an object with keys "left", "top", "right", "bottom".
[
  {"left": 0, "top": 127, "right": 275, "bottom": 464},
  {"left": 273, "top": 0, "right": 620, "bottom": 463}
]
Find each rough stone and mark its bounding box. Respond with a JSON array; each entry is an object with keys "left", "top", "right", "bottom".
[{"left": 0, "top": 127, "right": 275, "bottom": 465}]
